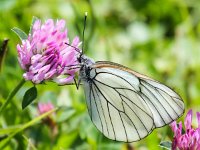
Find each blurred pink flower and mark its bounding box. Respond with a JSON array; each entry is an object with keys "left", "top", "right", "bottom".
[
  {"left": 38, "top": 102, "right": 54, "bottom": 115},
  {"left": 17, "top": 19, "right": 81, "bottom": 84},
  {"left": 170, "top": 109, "right": 200, "bottom": 150},
  {"left": 37, "top": 102, "right": 58, "bottom": 136}
]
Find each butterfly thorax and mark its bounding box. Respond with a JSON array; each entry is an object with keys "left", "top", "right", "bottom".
[{"left": 79, "top": 55, "right": 95, "bottom": 82}]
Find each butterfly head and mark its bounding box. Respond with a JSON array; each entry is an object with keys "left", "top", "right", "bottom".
[
  {"left": 78, "top": 54, "right": 94, "bottom": 66},
  {"left": 77, "top": 54, "right": 94, "bottom": 82}
]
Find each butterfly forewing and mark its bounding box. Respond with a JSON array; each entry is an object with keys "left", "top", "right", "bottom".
[{"left": 81, "top": 61, "right": 184, "bottom": 142}]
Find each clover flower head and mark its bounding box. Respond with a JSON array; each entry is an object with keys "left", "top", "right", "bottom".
[
  {"left": 170, "top": 109, "right": 200, "bottom": 150},
  {"left": 17, "top": 19, "right": 81, "bottom": 84}
]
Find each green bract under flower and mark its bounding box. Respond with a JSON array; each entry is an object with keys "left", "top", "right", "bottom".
[{"left": 16, "top": 19, "right": 81, "bottom": 84}]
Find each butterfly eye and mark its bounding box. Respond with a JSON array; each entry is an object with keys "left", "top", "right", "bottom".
[{"left": 77, "top": 55, "right": 82, "bottom": 63}]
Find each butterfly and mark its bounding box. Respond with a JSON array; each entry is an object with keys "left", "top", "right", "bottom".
[
  {"left": 66, "top": 12, "right": 185, "bottom": 142},
  {"left": 74, "top": 55, "right": 185, "bottom": 142}
]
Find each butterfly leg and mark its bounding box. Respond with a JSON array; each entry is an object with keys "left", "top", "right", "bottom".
[{"left": 73, "top": 78, "right": 79, "bottom": 90}]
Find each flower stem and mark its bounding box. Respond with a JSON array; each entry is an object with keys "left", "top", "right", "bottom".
[{"left": 0, "top": 78, "right": 26, "bottom": 115}]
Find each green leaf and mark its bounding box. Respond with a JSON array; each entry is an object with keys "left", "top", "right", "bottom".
[
  {"left": 22, "top": 86, "right": 37, "bottom": 109},
  {"left": 56, "top": 108, "right": 75, "bottom": 122},
  {"left": 159, "top": 141, "right": 172, "bottom": 150},
  {"left": 29, "top": 16, "right": 38, "bottom": 34},
  {"left": 11, "top": 27, "right": 28, "bottom": 41}
]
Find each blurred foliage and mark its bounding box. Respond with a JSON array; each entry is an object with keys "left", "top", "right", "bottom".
[{"left": 0, "top": 0, "right": 200, "bottom": 149}]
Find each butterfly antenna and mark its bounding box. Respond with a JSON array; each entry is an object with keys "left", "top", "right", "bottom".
[
  {"left": 65, "top": 43, "right": 81, "bottom": 54},
  {"left": 81, "top": 12, "right": 87, "bottom": 56}
]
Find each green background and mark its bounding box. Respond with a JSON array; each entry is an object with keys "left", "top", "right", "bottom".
[{"left": 0, "top": 0, "right": 200, "bottom": 149}]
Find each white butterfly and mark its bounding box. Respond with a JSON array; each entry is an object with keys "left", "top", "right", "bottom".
[
  {"left": 65, "top": 12, "right": 184, "bottom": 142},
  {"left": 77, "top": 55, "right": 184, "bottom": 142}
]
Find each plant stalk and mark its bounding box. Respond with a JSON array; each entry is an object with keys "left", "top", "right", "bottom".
[{"left": 0, "top": 78, "right": 26, "bottom": 115}]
